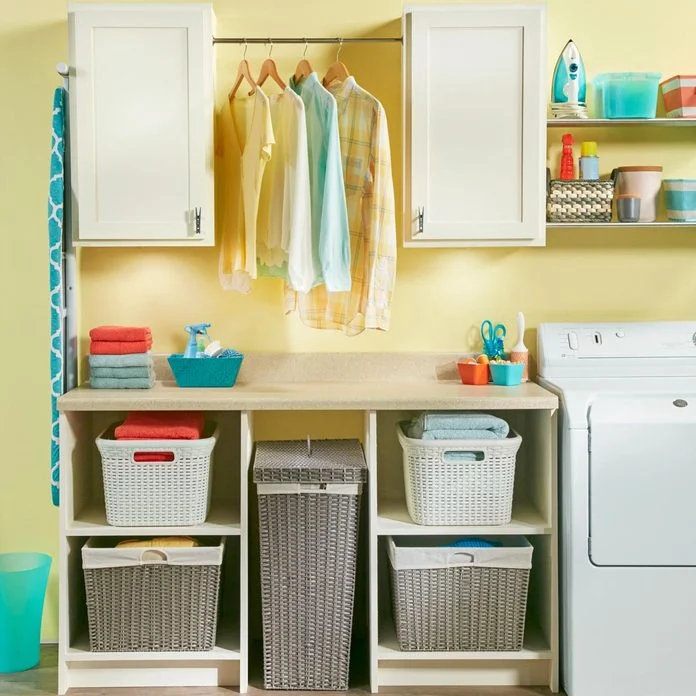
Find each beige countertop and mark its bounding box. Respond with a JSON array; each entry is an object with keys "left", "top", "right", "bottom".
[{"left": 58, "top": 352, "right": 558, "bottom": 412}]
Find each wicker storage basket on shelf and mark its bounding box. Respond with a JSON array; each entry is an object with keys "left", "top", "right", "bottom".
[{"left": 546, "top": 168, "right": 617, "bottom": 223}]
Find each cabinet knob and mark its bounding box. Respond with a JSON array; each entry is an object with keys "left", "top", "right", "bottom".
[
  {"left": 193, "top": 207, "right": 202, "bottom": 236},
  {"left": 415, "top": 206, "right": 424, "bottom": 236}
]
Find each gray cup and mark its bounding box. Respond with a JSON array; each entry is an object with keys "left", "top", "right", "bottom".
[{"left": 617, "top": 195, "right": 641, "bottom": 223}]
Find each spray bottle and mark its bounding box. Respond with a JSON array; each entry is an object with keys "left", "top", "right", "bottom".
[
  {"left": 560, "top": 133, "right": 575, "bottom": 180},
  {"left": 184, "top": 323, "right": 212, "bottom": 359}
]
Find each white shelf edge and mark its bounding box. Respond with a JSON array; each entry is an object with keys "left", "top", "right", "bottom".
[
  {"left": 547, "top": 117, "right": 696, "bottom": 127},
  {"left": 65, "top": 500, "right": 241, "bottom": 537},
  {"left": 547, "top": 222, "right": 696, "bottom": 229},
  {"left": 66, "top": 637, "right": 240, "bottom": 662},
  {"left": 377, "top": 621, "right": 551, "bottom": 661},
  {"left": 376, "top": 498, "right": 551, "bottom": 536}
]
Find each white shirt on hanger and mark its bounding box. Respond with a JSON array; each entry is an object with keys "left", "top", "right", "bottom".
[{"left": 257, "top": 87, "right": 313, "bottom": 293}]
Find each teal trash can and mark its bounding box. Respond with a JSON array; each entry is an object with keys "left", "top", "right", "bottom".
[{"left": 0, "top": 553, "right": 51, "bottom": 673}]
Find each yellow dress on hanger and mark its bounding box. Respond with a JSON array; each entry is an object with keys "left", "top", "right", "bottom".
[{"left": 218, "top": 87, "right": 274, "bottom": 293}]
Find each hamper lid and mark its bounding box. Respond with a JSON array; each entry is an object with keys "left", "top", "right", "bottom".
[{"left": 253, "top": 438, "right": 367, "bottom": 483}]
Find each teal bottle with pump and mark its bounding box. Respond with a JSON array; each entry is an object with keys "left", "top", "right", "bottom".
[{"left": 184, "top": 323, "right": 211, "bottom": 358}]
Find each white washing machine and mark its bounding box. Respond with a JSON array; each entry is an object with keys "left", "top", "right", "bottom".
[{"left": 538, "top": 322, "right": 696, "bottom": 696}]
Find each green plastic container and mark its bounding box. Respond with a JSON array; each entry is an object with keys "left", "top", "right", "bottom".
[
  {"left": 594, "top": 72, "right": 661, "bottom": 119},
  {"left": 0, "top": 553, "right": 51, "bottom": 673}
]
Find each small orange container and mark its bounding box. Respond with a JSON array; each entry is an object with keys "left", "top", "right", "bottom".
[{"left": 457, "top": 361, "right": 489, "bottom": 385}]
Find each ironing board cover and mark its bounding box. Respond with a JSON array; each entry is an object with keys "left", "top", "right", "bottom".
[{"left": 48, "top": 87, "right": 66, "bottom": 506}]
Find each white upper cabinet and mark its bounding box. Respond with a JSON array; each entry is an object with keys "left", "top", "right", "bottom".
[
  {"left": 69, "top": 4, "right": 214, "bottom": 246},
  {"left": 403, "top": 5, "right": 546, "bottom": 247}
]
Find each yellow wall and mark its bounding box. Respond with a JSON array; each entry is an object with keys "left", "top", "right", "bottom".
[{"left": 2, "top": 0, "right": 696, "bottom": 640}]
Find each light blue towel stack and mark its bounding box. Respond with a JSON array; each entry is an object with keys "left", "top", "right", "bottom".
[
  {"left": 407, "top": 412, "right": 510, "bottom": 441},
  {"left": 88, "top": 353, "right": 155, "bottom": 389}
]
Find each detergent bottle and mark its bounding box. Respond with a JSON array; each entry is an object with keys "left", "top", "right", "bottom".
[{"left": 184, "top": 323, "right": 212, "bottom": 359}]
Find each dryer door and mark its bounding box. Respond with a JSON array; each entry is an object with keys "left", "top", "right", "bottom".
[{"left": 588, "top": 394, "right": 696, "bottom": 566}]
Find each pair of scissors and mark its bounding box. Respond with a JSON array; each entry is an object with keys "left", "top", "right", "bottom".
[{"left": 480, "top": 320, "right": 506, "bottom": 359}]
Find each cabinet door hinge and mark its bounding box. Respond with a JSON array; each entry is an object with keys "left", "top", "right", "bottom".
[{"left": 415, "top": 206, "right": 424, "bottom": 236}]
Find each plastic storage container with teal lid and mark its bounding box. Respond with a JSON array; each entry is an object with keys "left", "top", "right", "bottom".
[{"left": 594, "top": 72, "right": 661, "bottom": 119}]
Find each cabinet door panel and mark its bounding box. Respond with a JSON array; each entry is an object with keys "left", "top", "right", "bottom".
[
  {"left": 92, "top": 27, "right": 190, "bottom": 226},
  {"left": 406, "top": 6, "right": 545, "bottom": 246},
  {"left": 70, "top": 7, "right": 213, "bottom": 245}
]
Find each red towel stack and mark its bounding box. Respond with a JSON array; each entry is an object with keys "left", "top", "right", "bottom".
[
  {"left": 115, "top": 412, "right": 205, "bottom": 462},
  {"left": 90, "top": 326, "right": 153, "bottom": 354},
  {"left": 115, "top": 412, "right": 205, "bottom": 440}
]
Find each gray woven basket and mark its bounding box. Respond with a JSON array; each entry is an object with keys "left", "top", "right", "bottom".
[
  {"left": 254, "top": 439, "right": 367, "bottom": 690},
  {"left": 546, "top": 168, "right": 617, "bottom": 222},
  {"left": 82, "top": 538, "right": 224, "bottom": 652},
  {"left": 388, "top": 537, "right": 532, "bottom": 652}
]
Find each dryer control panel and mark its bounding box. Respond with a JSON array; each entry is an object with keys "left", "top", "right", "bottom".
[{"left": 538, "top": 322, "right": 696, "bottom": 378}]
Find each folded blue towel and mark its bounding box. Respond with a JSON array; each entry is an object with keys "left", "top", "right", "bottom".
[
  {"left": 90, "top": 366, "right": 154, "bottom": 379},
  {"left": 88, "top": 353, "right": 153, "bottom": 368},
  {"left": 421, "top": 429, "right": 501, "bottom": 441},
  {"left": 447, "top": 538, "right": 502, "bottom": 548},
  {"left": 90, "top": 376, "right": 154, "bottom": 389},
  {"left": 407, "top": 412, "right": 509, "bottom": 440}
]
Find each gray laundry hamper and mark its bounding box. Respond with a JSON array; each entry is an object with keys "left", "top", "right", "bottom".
[{"left": 254, "top": 438, "right": 367, "bottom": 690}]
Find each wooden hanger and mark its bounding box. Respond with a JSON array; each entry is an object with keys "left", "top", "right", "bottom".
[
  {"left": 228, "top": 41, "right": 257, "bottom": 100},
  {"left": 293, "top": 39, "right": 313, "bottom": 83},
  {"left": 322, "top": 39, "right": 350, "bottom": 87},
  {"left": 257, "top": 40, "right": 286, "bottom": 91}
]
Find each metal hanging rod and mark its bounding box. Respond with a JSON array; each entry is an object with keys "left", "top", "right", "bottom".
[{"left": 213, "top": 36, "right": 402, "bottom": 45}]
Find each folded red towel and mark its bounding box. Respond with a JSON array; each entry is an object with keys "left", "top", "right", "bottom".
[
  {"left": 115, "top": 412, "right": 205, "bottom": 440},
  {"left": 90, "top": 325, "right": 152, "bottom": 342},
  {"left": 133, "top": 452, "right": 175, "bottom": 462},
  {"left": 90, "top": 339, "right": 152, "bottom": 355}
]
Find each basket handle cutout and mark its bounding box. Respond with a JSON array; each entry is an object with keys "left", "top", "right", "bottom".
[
  {"left": 131, "top": 451, "right": 176, "bottom": 463},
  {"left": 139, "top": 549, "right": 169, "bottom": 564},
  {"left": 442, "top": 450, "right": 485, "bottom": 463},
  {"left": 447, "top": 551, "right": 475, "bottom": 564}
]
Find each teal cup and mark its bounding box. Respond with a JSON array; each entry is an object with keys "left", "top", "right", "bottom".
[{"left": 0, "top": 553, "right": 52, "bottom": 673}]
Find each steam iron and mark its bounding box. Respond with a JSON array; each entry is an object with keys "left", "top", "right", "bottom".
[{"left": 551, "top": 39, "right": 588, "bottom": 119}]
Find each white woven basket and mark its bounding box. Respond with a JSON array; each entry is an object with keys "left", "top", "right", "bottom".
[
  {"left": 96, "top": 424, "right": 218, "bottom": 527},
  {"left": 397, "top": 423, "right": 522, "bottom": 525}
]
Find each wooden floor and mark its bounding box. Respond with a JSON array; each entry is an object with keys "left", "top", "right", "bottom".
[{"left": 0, "top": 646, "right": 558, "bottom": 696}]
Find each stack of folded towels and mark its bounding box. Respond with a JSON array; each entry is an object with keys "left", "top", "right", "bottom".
[
  {"left": 114, "top": 412, "right": 205, "bottom": 461},
  {"left": 406, "top": 412, "right": 510, "bottom": 441},
  {"left": 89, "top": 326, "right": 154, "bottom": 389}
]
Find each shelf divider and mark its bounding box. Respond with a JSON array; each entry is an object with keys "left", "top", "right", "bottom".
[
  {"left": 66, "top": 499, "right": 240, "bottom": 536},
  {"left": 547, "top": 221, "right": 696, "bottom": 229},
  {"left": 547, "top": 117, "right": 696, "bottom": 127},
  {"left": 376, "top": 497, "right": 550, "bottom": 536},
  {"left": 377, "top": 619, "right": 552, "bottom": 661}
]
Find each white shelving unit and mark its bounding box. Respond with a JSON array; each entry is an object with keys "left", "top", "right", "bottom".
[
  {"left": 57, "top": 361, "right": 558, "bottom": 693},
  {"left": 58, "top": 410, "right": 244, "bottom": 693},
  {"left": 546, "top": 116, "right": 696, "bottom": 232},
  {"left": 368, "top": 408, "right": 557, "bottom": 692}
]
